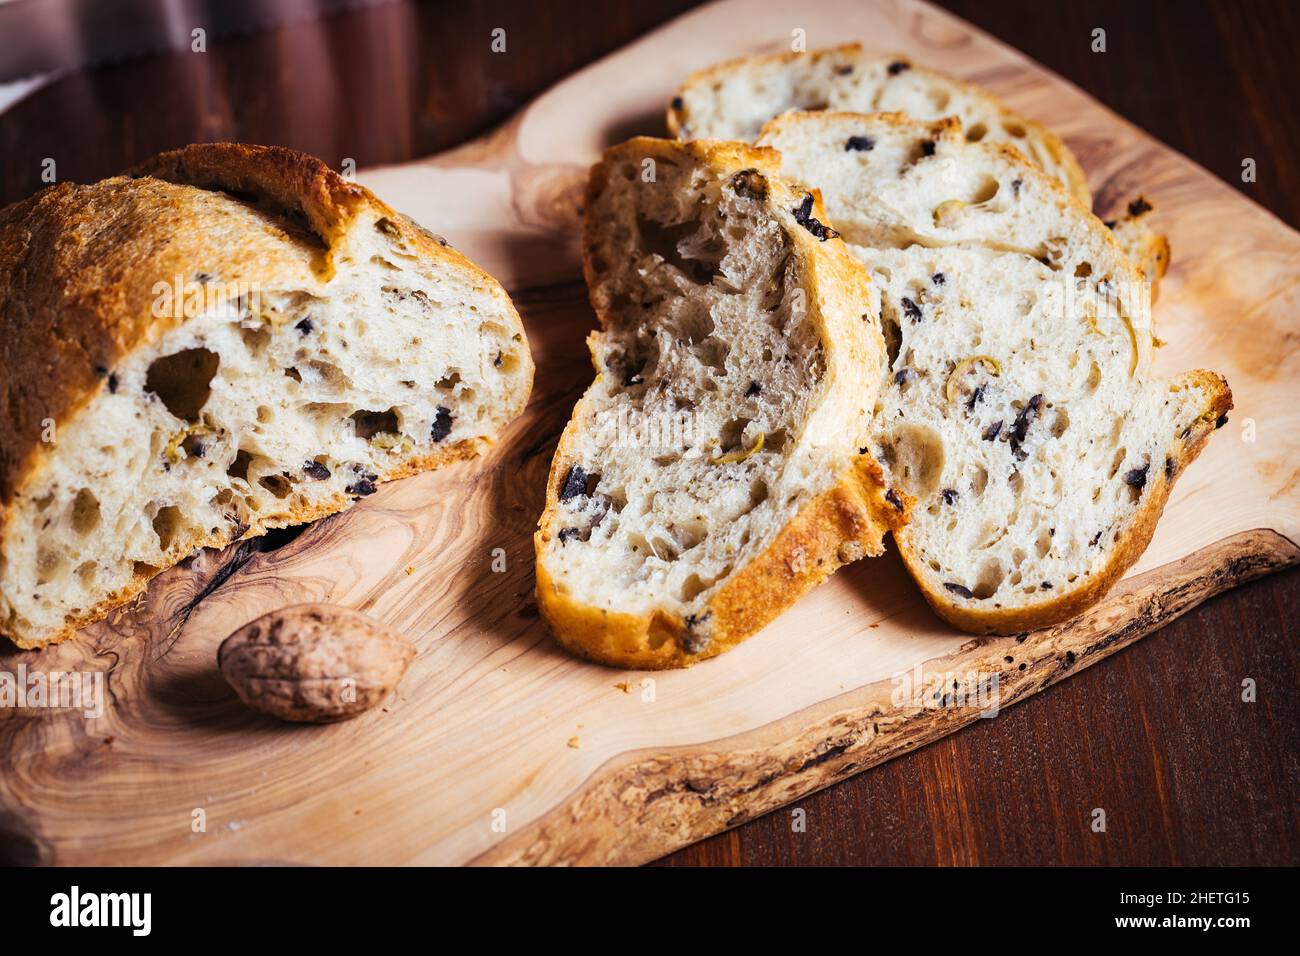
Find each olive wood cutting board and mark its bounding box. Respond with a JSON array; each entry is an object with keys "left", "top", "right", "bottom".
[{"left": 1, "top": 0, "right": 1297, "bottom": 866}]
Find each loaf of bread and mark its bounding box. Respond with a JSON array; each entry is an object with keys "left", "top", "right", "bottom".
[
  {"left": 669, "top": 44, "right": 1169, "bottom": 299},
  {"left": 0, "top": 143, "right": 533, "bottom": 648},
  {"left": 758, "top": 112, "right": 1230, "bottom": 633},
  {"left": 534, "top": 138, "right": 904, "bottom": 668}
]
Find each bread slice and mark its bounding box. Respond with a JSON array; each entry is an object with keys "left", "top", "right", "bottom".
[
  {"left": 668, "top": 44, "right": 1090, "bottom": 204},
  {"left": 534, "top": 138, "right": 904, "bottom": 668},
  {"left": 668, "top": 44, "right": 1170, "bottom": 299},
  {"left": 0, "top": 143, "right": 533, "bottom": 649},
  {"left": 758, "top": 112, "right": 1231, "bottom": 633}
]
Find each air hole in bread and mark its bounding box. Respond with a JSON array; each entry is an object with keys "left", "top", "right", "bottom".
[
  {"left": 69, "top": 489, "right": 101, "bottom": 536},
  {"left": 881, "top": 313, "right": 902, "bottom": 368},
  {"left": 966, "top": 122, "right": 988, "bottom": 142},
  {"left": 240, "top": 325, "right": 271, "bottom": 355},
  {"left": 1034, "top": 526, "right": 1052, "bottom": 559},
  {"left": 1003, "top": 122, "right": 1027, "bottom": 137},
  {"left": 152, "top": 505, "right": 183, "bottom": 551},
  {"left": 36, "top": 546, "right": 66, "bottom": 586},
  {"left": 678, "top": 573, "right": 710, "bottom": 602},
  {"left": 258, "top": 474, "right": 293, "bottom": 499},
  {"left": 972, "top": 558, "right": 1004, "bottom": 599},
  {"left": 969, "top": 177, "right": 999, "bottom": 204},
  {"left": 305, "top": 360, "right": 351, "bottom": 390},
  {"left": 1108, "top": 446, "right": 1127, "bottom": 480},
  {"left": 649, "top": 531, "right": 680, "bottom": 562},
  {"left": 1050, "top": 407, "right": 1070, "bottom": 438},
  {"left": 145, "top": 348, "right": 219, "bottom": 421},
  {"left": 694, "top": 337, "right": 730, "bottom": 371},
  {"left": 719, "top": 417, "right": 753, "bottom": 453},
  {"left": 1085, "top": 361, "right": 1102, "bottom": 392},
  {"left": 227, "top": 449, "right": 253, "bottom": 482},
  {"left": 970, "top": 463, "right": 989, "bottom": 496},
  {"left": 350, "top": 408, "right": 400, "bottom": 440},
  {"left": 886, "top": 423, "right": 945, "bottom": 495},
  {"left": 636, "top": 212, "right": 722, "bottom": 285}
]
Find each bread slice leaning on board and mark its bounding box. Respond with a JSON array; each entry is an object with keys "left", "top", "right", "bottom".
[
  {"left": 535, "top": 138, "right": 906, "bottom": 668},
  {"left": 668, "top": 43, "right": 1169, "bottom": 297},
  {"left": 758, "top": 112, "right": 1231, "bottom": 634},
  {"left": 0, "top": 143, "right": 534, "bottom": 649}
]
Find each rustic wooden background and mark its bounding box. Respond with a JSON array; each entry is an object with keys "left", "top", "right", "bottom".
[{"left": 0, "top": 0, "right": 1295, "bottom": 865}]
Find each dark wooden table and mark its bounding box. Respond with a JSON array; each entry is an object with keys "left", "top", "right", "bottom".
[{"left": 1, "top": 0, "right": 1295, "bottom": 866}]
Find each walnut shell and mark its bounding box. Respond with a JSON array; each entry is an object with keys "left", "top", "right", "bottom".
[{"left": 218, "top": 604, "right": 416, "bottom": 723}]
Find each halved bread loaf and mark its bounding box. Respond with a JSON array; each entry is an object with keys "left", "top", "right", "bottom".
[
  {"left": 535, "top": 138, "right": 904, "bottom": 668},
  {"left": 758, "top": 112, "right": 1230, "bottom": 633},
  {"left": 0, "top": 144, "right": 533, "bottom": 648}
]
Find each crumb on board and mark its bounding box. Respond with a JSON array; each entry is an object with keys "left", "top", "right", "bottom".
[
  {"left": 567, "top": 736, "right": 580, "bottom": 749},
  {"left": 404, "top": 566, "right": 415, "bottom": 575},
  {"left": 615, "top": 681, "right": 631, "bottom": 693}
]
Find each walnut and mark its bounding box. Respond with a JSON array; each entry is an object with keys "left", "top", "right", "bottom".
[{"left": 218, "top": 604, "right": 416, "bottom": 723}]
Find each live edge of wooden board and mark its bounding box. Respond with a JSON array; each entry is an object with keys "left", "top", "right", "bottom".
[{"left": 0, "top": 0, "right": 1297, "bottom": 866}]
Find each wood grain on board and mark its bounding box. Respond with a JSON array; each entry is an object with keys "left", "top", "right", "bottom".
[{"left": 1, "top": 0, "right": 1297, "bottom": 866}]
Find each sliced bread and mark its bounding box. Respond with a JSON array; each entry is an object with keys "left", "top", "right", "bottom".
[
  {"left": 668, "top": 44, "right": 1090, "bottom": 204},
  {"left": 0, "top": 143, "right": 534, "bottom": 648},
  {"left": 757, "top": 112, "right": 1230, "bottom": 633},
  {"left": 668, "top": 44, "right": 1170, "bottom": 299},
  {"left": 534, "top": 137, "right": 905, "bottom": 668}
]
